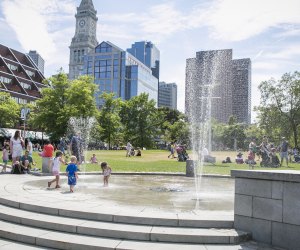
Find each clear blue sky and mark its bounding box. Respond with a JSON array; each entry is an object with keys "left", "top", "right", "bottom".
[{"left": 1, "top": 0, "right": 300, "bottom": 122}]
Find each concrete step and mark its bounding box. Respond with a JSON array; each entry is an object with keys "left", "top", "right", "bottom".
[
  {"left": 0, "top": 204, "right": 250, "bottom": 244},
  {"left": 0, "top": 220, "right": 251, "bottom": 250},
  {"left": 0, "top": 196, "right": 233, "bottom": 228}
]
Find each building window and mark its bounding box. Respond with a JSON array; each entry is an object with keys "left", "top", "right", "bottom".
[
  {"left": 94, "top": 59, "right": 112, "bottom": 78},
  {"left": 20, "top": 82, "right": 32, "bottom": 90},
  {"left": 0, "top": 76, "right": 12, "bottom": 84},
  {"left": 7, "top": 63, "right": 18, "bottom": 71},
  {"left": 25, "top": 70, "right": 35, "bottom": 77},
  {"left": 95, "top": 43, "right": 112, "bottom": 53},
  {"left": 19, "top": 98, "right": 27, "bottom": 104}
]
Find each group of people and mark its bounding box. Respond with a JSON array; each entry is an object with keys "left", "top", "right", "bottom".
[
  {"left": 125, "top": 142, "right": 141, "bottom": 157},
  {"left": 227, "top": 136, "right": 297, "bottom": 168},
  {"left": 1, "top": 130, "right": 36, "bottom": 174},
  {"left": 1, "top": 130, "right": 112, "bottom": 192},
  {"left": 167, "top": 142, "right": 189, "bottom": 162}
]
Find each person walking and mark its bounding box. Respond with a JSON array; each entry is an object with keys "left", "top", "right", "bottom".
[
  {"left": 126, "top": 141, "right": 132, "bottom": 157},
  {"left": 168, "top": 142, "right": 175, "bottom": 159},
  {"left": 48, "top": 151, "right": 65, "bottom": 189},
  {"left": 280, "top": 137, "right": 289, "bottom": 167}
]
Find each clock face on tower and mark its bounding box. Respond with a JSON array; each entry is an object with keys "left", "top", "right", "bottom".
[{"left": 79, "top": 19, "right": 85, "bottom": 27}]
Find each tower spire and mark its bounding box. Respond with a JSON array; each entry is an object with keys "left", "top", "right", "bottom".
[
  {"left": 79, "top": 0, "right": 95, "bottom": 9},
  {"left": 68, "top": 0, "right": 98, "bottom": 80}
]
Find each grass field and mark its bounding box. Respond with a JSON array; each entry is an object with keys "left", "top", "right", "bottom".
[{"left": 26, "top": 150, "right": 300, "bottom": 176}]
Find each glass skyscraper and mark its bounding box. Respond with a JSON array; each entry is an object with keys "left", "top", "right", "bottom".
[
  {"left": 127, "top": 41, "right": 160, "bottom": 80},
  {"left": 82, "top": 41, "right": 158, "bottom": 107}
]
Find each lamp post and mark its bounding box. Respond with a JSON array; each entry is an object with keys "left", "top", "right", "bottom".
[{"left": 20, "top": 107, "right": 30, "bottom": 139}]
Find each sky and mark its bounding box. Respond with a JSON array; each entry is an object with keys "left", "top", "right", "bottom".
[{"left": 1, "top": 0, "right": 300, "bottom": 122}]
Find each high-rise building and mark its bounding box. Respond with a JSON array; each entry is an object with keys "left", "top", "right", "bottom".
[
  {"left": 28, "top": 50, "right": 45, "bottom": 75},
  {"left": 127, "top": 41, "right": 160, "bottom": 80},
  {"left": 232, "top": 59, "right": 251, "bottom": 124},
  {"left": 185, "top": 49, "right": 251, "bottom": 124},
  {"left": 0, "top": 44, "right": 47, "bottom": 104},
  {"left": 82, "top": 41, "right": 158, "bottom": 108},
  {"left": 69, "top": 0, "right": 98, "bottom": 80},
  {"left": 158, "top": 82, "right": 177, "bottom": 110}
]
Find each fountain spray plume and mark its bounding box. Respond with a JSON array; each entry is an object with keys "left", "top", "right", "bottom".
[
  {"left": 67, "top": 116, "right": 96, "bottom": 174},
  {"left": 186, "top": 51, "right": 221, "bottom": 204}
]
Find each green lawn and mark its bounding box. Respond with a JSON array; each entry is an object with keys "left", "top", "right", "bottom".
[{"left": 27, "top": 150, "right": 300, "bottom": 176}]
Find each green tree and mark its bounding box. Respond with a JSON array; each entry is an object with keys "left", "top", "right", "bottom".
[
  {"left": 212, "top": 117, "right": 246, "bottom": 150},
  {"left": 98, "top": 92, "right": 123, "bottom": 149},
  {"left": 32, "top": 72, "right": 98, "bottom": 140},
  {"left": 120, "top": 93, "right": 159, "bottom": 148},
  {"left": 0, "top": 92, "right": 20, "bottom": 128},
  {"left": 257, "top": 71, "right": 300, "bottom": 147},
  {"left": 164, "top": 119, "right": 190, "bottom": 145}
]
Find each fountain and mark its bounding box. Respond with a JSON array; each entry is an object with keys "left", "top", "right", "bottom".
[
  {"left": 67, "top": 116, "right": 96, "bottom": 173},
  {"left": 185, "top": 51, "right": 224, "bottom": 203}
]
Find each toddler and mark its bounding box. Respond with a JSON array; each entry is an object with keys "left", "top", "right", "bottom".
[
  {"left": 66, "top": 155, "right": 78, "bottom": 192},
  {"left": 90, "top": 154, "right": 98, "bottom": 164},
  {"left": 100, "top": 162, "right": 111, "bottom": 187},
  {"left": 48, "top": 151, "right": 65, "bottom": 189}
]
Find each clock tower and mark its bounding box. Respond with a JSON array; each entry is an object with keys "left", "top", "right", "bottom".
[{"left": 69, "top": 0, "right": 98, "bottom": 80}]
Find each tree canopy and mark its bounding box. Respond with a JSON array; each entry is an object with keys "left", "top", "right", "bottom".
[
  {"left": 0, "top": 92, "right": 20, "bottom": 128},
  {"left": 256, "top": 71, "right": 300, "bottom": 147},
  {"left": 32, "top": 72, "right": 98, "bottom": 140}
]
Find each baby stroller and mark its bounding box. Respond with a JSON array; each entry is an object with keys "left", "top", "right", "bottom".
[
  {"left": 260, "top": 149, "right": 280, "bottom": 168},
  {"left": 176, "top": 145, "right": 189, "bottom": 162}
]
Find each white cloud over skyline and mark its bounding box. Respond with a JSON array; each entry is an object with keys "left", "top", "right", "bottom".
[{"left": 1, "top": 0, "right": 300, "bottom": 121}]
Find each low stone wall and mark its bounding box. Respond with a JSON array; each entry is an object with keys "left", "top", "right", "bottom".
[{"left": 231, "top": 170, "right": 300, "bottom": 250}]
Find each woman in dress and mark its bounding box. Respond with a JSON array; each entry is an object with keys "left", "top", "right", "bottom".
[{"left": 10, "top": 130, "right": 24, "bottom": 163}]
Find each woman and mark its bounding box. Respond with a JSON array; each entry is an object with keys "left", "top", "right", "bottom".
[{"left": 10, "top": 130, "right": 24, "bottom": 163}]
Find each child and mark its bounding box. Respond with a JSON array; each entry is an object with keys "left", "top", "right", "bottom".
[
  {"left": 100, "top": 162, "right": 111, "bottom": 187},
  {"left": 66, "top": 155, "right": 78, "bottom": 192},
  {"left": 235, "top": 152, "right": 244, "bottom": 164},
  {"left": 90, "top": 154, "right": 98, "bottom": 164},
  {"left": 48, "top": 151, "right": 65, "bottom": 189},
  {"left": 2, "top": 144, "right": 9, "bottom": 173}
]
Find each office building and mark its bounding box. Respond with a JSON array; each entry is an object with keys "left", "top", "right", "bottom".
[
  {"left": 158, "top": 82, "right": 177, "bottom": 110},
  {"left": 185, "top": 49, "right": 251, "bottom": 124},
  {"left": 69, "top": 0, "right": 98, "bottom": 80},
  {"left": 0, "top": 44, "right": 47, "bottom": 104},
  {"left": 82, "top": 41, "right": 158, "bottom": 107},
  {"left": 232, "top": 59, "right": 251, "bottom": 124},
  {"left": 127, "top": 41, "right": 160, "bottom": 80},
  {"left": 28, "top": 50, "right": 45, "bottom": 75}
]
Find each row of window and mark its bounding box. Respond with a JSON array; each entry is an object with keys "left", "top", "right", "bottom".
[
  {"left": 74, "top": 49, "right": 85, "bottom": 63},
  {"left": 11, "top": 96, "right": 27, "bottom": 104}
]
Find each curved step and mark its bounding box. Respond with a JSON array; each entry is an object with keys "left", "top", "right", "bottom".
[
  {"left": 0, "top": 196, "right": 233, "bottom": 228},
  {"left": 0, "top": 219, "right": 251, "bottom": 250},
  {"left": 0, "top": 204, "right": 250, "bottom": 244}
]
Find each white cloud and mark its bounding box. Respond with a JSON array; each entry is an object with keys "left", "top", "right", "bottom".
[
  {"left": 252, "top": 61, "right": 279, "bottom": 71},
  {"left": 206, "top": 0, "right": 300, "bottom": 41},
  {"left": 1, "top": 0, "right": 75, "bottom": 71},
  {"left": 263, "top": 44, "right": 300, "bottom": 60}
]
